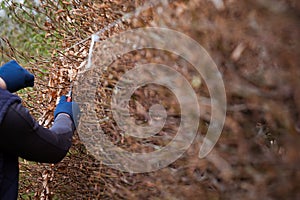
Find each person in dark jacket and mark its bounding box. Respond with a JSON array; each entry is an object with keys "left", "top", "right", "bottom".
[{"left": 0, "top": 60, "right": 79, "bottom": 200}]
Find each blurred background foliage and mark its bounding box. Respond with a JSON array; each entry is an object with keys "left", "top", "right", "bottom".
[{"left": 0, "top": 0, "right": 51, "bottom": 65}]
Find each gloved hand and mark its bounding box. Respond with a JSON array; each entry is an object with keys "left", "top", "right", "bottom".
[
  {"left": 0, "top": 60, "right": 35, "bottom": 93},
  {"left": 54, "top": 96, "right": 80, "bottom": 126}
]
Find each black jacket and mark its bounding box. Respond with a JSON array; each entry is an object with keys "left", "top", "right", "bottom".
[{"left": 0, "top": 88, "right": 74, "bottom": 199}]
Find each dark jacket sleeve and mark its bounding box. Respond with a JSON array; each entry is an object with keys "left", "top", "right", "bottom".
[{"left": 0, "top": 102, "right": 74, "bottom": 163}]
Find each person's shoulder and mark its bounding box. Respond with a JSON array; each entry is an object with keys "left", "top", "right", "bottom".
[
  {"left": 0, "top": 88, "right": 21, "bottom": 104},
  {"left": 0, "top": 88, "right": 21, "bottom": 100},
  {"left": 0, "top": 88, "right": 21, "bottom": 124}
]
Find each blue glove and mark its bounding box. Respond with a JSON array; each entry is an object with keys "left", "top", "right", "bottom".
[
  {"left": 54, "top": 96, "right": 80, "bottom": 126},
  {"left": 0, "top": 60, "right": 34, "bottom": 93}
]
